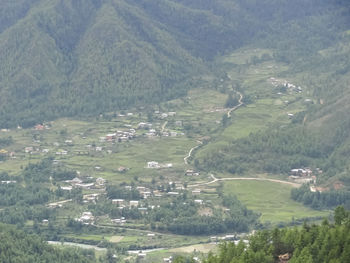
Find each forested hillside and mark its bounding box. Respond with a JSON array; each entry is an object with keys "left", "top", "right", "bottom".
[
  {"left": 200, "top": 206, "right": 350, "bottom": 263},
  {"left": 1, "top": 0, "right": 349, "bottom": 128},
  {"left": 0, "top": 223, "right": 94, "bottom": 263}
]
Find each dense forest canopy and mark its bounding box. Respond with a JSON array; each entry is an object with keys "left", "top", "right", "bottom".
[
  {"left": 200, "top": 206, "right": 350, "bottom": 263},
  {"left": 0, "top": 223, "right": 95, "bottom": 263}
]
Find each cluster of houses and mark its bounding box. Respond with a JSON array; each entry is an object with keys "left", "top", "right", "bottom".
[
  {"left": 83, "top": 193, "right": 101, "bottom": 203},
  {"left": 161, "top": 131, "right": 181, "bottom": 137},
  {"left": 111, "top": 198, "right": 151, "bottom": 216},
  {"left": 23, "top": 146, "right": 52, "bottom": 156},
  {"left": 63, "top": 177, "right": 107, "bottom": 191},
  {"left": 75, "top": 211, "right": 94, "bottom": 225},
  {"left": 269, "top": 77, "right": 302, "bottom": 93},
  {"left": 138, "top": 122, "right": 153, "bottom": 129},
  {"left": 288, "top": 168, "right": 318, "bottom": 184},
  {"left": 99, "top": 129, "right": 136, "bottom": 143},
  {"left": 34, "top": 123, "right": 50, "bottom": 131}
]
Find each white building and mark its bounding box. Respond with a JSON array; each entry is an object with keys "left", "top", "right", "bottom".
[{"left": 147, "top": 161, "right": 159, "bottom": 168}]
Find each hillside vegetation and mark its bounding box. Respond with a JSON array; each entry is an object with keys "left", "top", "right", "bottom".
[
  {"left": 1, "top": 0, "right": 349, "bottom": 128},
  {"left": 0, "top": 223, "right": 94, "bottom": 263},
  {"left": 201, "top": 207, "right": 350, "bottom": 263}
]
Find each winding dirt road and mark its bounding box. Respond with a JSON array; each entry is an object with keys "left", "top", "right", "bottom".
[
  {"left": 184, "top": 141, "right": 203, "bottom": 164},
  {"left": 188, "top": 174, "right": 300, "bottom": 188},
  {"left": 161, "top": 121, "right": 168, "bottom": 133},
  {"left": 227, "top": 91, "right": 243, "bottom": 117},
  {"left": 184, "top": 91, "right": 243, "bottom": 165}
]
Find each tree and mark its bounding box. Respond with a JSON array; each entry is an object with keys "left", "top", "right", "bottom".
[{"left": 334, "top": 206, "right": 348, "bottom": 225}]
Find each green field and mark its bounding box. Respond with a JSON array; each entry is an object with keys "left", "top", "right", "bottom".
[
  {"left": 223, "top": 180, "right": 329, "bottom": 223},
  {"left": 196, "top": 48, "right": 308, "bottom": 162}
]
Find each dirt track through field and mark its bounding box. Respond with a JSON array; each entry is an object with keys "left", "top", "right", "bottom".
[{"left": 188, "top": 174, "right": 300, "bottom": 188}]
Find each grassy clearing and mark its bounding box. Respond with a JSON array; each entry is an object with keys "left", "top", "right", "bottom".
[
  {"left": 223, "top": 180, "right": 329, "bottom": 223},
  {"left": 108, "top": 236, "right": 124, "bottom": 243},
  {"left": 169, "top": 243, "right": 217, "bottom": 253}
]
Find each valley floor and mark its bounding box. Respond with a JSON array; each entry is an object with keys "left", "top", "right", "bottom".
[{"left": 0, "top": 47, "right": 330, "bottom": 262}]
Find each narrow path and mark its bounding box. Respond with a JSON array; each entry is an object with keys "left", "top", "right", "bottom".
[
  {"left": 184, "top": 91, "right": 243, "bottom": 164},
  {"left": 188, "top": 175, "right": 300, "bottom": 188},
  {"left": 227, "top": 91, "right": 243, "bottom": 117},
  {"left": 184, "top": 141, "right": 203, "bottom": 165},
  {"left": 161, "top": 121, "right": 168, "bottom": 133}
]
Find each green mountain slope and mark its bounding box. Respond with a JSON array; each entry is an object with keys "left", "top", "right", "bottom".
[{"left": 1, "top": 0, "right": 348, "bottom": 128}]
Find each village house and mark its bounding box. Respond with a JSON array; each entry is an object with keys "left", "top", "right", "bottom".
[
  {"left": 95, "top": 177, "right": 106, "bottom": 186},
  {"left": 165, "top": 163, "right": 173, "bottom": 168},
  {"left": 163, "top": 256, "right": 173, "bottom": 263},
  {"left": 290, "top": 168, "right": 313, "bottom": 176},
  {"left": 65, "top": 177, "right": 83, "bottom": 185},
  {"left": 176, "top": 185, "right": 185, "bottom": 190},
  {"left": 1, "top": 180, "right": 17, "bottom": 184},
  {"left": 185, "top": 169, "right": 199, "bottom": 176},
  {"left": 35, "top": 124, "right": 45, "bottom": 131},
  {"left": 117, "top": 166, "right": 128, "bottom": 172},
  {"left": 55, "top": 149, "right": 68, "bottom": 155},
  {"left": 160, "top": 113, "right": 168, "bottom": 119},
  {"left": 112, "top": 199, "right": 125, "bottom": 205},
  {"left": 65, "top": 140, "right": 73, "bottom": 145},
  {"left": 142, "top": 191, "right": 152, "bottom": 199},
  {"left": 76, "top": 212, "right": 94, "bottom": 224},
  {"left": 0, "top": 148, "right": 8, "bottom": 156},
  {"left": 192, "top": 189, "right": 201, "bottom": 195},
  {"left": 278, "top": 253, "right": 291, "bottom": 263},
  {"left": 147, "top": 161, "right": 159, "bottom": 169},
  {"left": 106, "top": 133, "right": 116, "bottom": 141},
  {"left": 95, "top": 146, "right": 103, "bottom": 152},
  {"left": 24, "top": 146, "right": 34, "bottom": 153},
  {"left": 194, "top": 199, "right": 204, "bottom": 205},
  {"left": 138, "top": 122, "right": 151, "bottom": 129},
  {"left": 167, "top": 192, "right": 179, "bottom": 196},
  {"left": 75, "top": 183, "right": 95, "bottom": 189},
  {"left": 129, "top": 200, "right": 139, "bottom": 207},
  {"left": 111, "top": 218, "right": 126, "bottom": 225},
  {"left": 83, "top": 193, "right": 100, "bottom": 203},
  {"left": 60, "top": 186, "right": 72, "bottom": 191}
]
